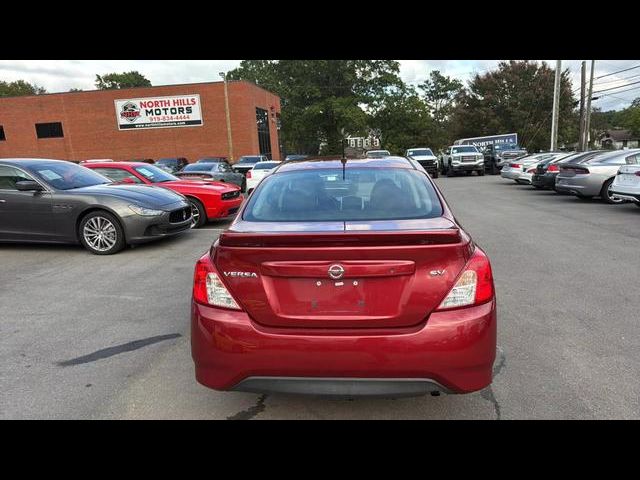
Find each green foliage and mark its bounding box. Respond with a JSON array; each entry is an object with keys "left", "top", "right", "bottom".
[
  {"left": 418, "top": 70, "right": 463, "bottom": 150},
  {"left": 95, "top": 71, "right": 151, "bottom": 90},
  {"left": 450, "top": 61, "right": 576, "bottom": 152},
  {"left": 227, "top": 60, "right": 402, "bottom": 155},
  {"left": 369, "top": 85, "right": 435, "bottom": 154},
  {"left": 0, "top": 80, "right": 46, "bottom": 97}
]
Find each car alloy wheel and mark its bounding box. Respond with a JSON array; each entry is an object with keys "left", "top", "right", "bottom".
[
  {"left": 83, "top": 216, "right": 118, "bottom": 252},
  {"left": 604, "top": 179, "right": 624, "bottom": 204},
  {"left": 190, "top": 201, "right": 200, "bottom": 228}
]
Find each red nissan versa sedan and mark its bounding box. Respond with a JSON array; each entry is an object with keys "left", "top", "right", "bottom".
[
  {"left": 84, "top": 162, "right": 243, "bottom": 228},
  {"left": 191, "top": 156, "right": 496, "bottom": 396}
]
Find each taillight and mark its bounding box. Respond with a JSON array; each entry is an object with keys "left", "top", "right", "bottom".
[
  {"left": 246, "top": 170, "right": 252, "bottom": 179},
  {"left": 547, "top": 164, "right": 559, "bottom": 172},
  {"left": 436, "top": 248, "right": 494, "bottom": 311},
  {"left": 193, "top": 253, "right": 241, "bottom": 310},
  {"left": 526, "top": 168, "right": 536, "bottom": 174},
  {"left": 510, "top": 163, "right": 521, "bottom": 168}
]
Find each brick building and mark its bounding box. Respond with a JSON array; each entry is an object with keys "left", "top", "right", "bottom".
[{"left": 0, "top": 80, "right": 281, "bottom": 163}]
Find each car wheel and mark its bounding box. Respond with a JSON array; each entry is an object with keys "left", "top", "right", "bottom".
[
  {"left": 432, "top": 171, "right": 439, "bottom": 179},
  {"left": 79, "top": 211, "right": 125, "bottom": 255},
  {"left": 490, "top": 162, "right": 498, "bottom": 175},
  {"left": 241, "top": 179, "right": 247, "bottom": 192},
  {"left": 447, "top": 163, "right": 455, "bottom": 177},
  {"left": 601, "top": 178, "right": 624, "bottom": 204},
  {"left": 477, "top": 169, "right": 485, "bottom": 176},
  {"left": 188, "top": 198, "right": 207, "bottom": 228}
]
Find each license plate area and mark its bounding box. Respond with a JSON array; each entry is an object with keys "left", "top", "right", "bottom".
[{"left": 618, "top": 174, "right": 637, "bottom": 186}]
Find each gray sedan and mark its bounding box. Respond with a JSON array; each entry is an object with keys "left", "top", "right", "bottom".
[
  {"left": 0, "top": 159, "right": 192, "bottom": 254},
  {"left": 555, "top": 148, "right": 640, "bottom": 203}
]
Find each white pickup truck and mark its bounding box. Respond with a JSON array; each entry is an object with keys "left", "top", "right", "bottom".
[{"left": 440, "top": 145, "right": 485, "bottom": 176}]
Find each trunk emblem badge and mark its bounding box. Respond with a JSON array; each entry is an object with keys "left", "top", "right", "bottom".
[
  {"left": 430, "top": 270, "right": 446, "bottom": 276},
  {"left": 328, "top": 264, "right": 345, "bottom": 280}
]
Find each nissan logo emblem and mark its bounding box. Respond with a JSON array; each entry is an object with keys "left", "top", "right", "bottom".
[{"left": 328, "top": 264, "right": 345, "bottom": 280}]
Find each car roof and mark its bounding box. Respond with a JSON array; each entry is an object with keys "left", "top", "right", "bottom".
[
  {"left": 587, "top": 148, "right": 640, "bottom": 162},
  {"left": 0, "top": 158, "right": 73, "bottom": 168},
  {"left": 275, "top": 156, "right": 414, "bottom": 173},
  {"left": 84, "top": 161, "right": 149, "bottom": 168}
]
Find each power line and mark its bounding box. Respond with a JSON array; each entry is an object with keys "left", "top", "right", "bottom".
[
  {"left": 593, "top": 78, "right": 640, "bottom": 94},
  {"left": 594, "top": 64, "right": 640, "bottom": 80},
  {"left": 594, "top": 84, "right": 640, "bottom": 99},
  {"left": 593, "top": 72, "right": 640, "bottom": 89}
]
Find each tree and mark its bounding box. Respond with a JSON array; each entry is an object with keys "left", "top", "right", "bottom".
[
  {"left": 418, "top": 70, "right": 463, "bottom": 150},
  {"left": 68, "top": 88, "right": 83, "bottom": 92},
  {"left": 95, "top": 71, "right": 151, "bottom": 90},
  {"left": 227, "top": 60, "right": 403, "bottom": 155},
  {"left": 450, "top": 61, "right": 576, "bottom": 152},
  {"left": 0, "top": 80, "right": 46, "bottom": 97},
  {"left": 369, "top": 85, "right": 435, "bottom": 154}
]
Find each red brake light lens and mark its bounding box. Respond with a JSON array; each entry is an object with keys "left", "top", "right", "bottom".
[
  {"left": 193, "top": 253, "right": 241, "bottom": 310},
  {"left": 436, "top": 247, "right": 494, "bottom": 311},
  {"left": 547, "top": 164, "right": 559, "bottom": 172},
  {"left": 246, "top": 171, "right": 252, "bottom": 179}
]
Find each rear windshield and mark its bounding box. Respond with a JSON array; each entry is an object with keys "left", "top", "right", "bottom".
[
  {"left": 243, "top": 168, "right": 443, "bottom": 222},
  {"left": 239, "top": 156, "right": 262, "bottom": 163},
  {"left": 253, "top": 162, "right": 279, "bottom": 170},
  {"left": 183, "top": 163, "right": 215, "bottom": 172}
]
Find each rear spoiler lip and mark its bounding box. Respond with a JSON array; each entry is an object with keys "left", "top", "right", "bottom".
[{"left": 218, "top": 228, "right": 463, "bottom": 247}]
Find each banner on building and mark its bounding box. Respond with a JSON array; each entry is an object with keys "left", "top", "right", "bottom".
[{"left": 115, "top": 94, "right": 203, "bottom": 130}]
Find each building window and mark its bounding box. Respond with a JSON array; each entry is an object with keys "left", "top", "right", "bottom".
[
  {"left": 256, "top": 108, "right": 272, "bottom": 159},
  {"left": 0, "top": 126, "right": 5, "bottom": 141},
  {"left": 35, "top": 122, "right": 64, "bottom": 139}
]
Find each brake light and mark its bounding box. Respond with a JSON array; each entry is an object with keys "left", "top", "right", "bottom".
[
  {"left": 436, "top": 248, "right": 494, "bottom": 311},
  {"left": 510, "top": 163, "right": 521, "bottom": 168},
  {"left": 193, "top": 253, "right": 241, "bottom": 310},
  {"left": 246, "top": 170, "right": 252, "bottom": 179},
  {"left": 547, "top": 164, "right": 559, "bottom": 172}
]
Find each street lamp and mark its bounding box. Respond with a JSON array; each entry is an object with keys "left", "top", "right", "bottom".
[{"left": 220, "top": 71, "right": 234, "bottom": 162}]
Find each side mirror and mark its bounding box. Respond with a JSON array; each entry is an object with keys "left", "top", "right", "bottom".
[{"left": 16, "top": 180, "right": 44, "bottom": 192}]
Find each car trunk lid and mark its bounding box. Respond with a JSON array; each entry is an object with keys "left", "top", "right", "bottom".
[{"left": 214, "top": 218, "right": 471, "bottom": 329}]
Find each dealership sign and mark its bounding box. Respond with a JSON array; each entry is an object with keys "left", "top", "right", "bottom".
[
  {"left": 115, "top": 94, "right": 203, "bottom": 130},
  {"left": 455, "top": 133, "right": 518, "bottom": 148}
]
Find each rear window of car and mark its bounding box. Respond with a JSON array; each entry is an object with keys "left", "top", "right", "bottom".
[
  {"left": 243, "top": 167, "right": 443, "bottom": 222},
  {"left": 451, "top": 146, "right": 478, "bottom": 154},
  {"left": 183, "top": 163, "right": 215, "bottom": 172},
  {"left": 253, "top": 162, "right": 279, "bottom": 170}
]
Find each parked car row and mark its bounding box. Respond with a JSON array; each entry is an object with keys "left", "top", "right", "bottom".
[{"left": 500, "top": 148, "right": 640, "bottom": 206}]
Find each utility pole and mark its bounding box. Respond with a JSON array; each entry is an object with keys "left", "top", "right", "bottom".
[
  {"left": 220, "top": 72, "right": 234, "bottom": 163},
  {"left": 550, "top": 60, "right": 562, "bottom": 151},
  {"left": 584, "top": 60, "right": 595, "bottom": 151},
  {"left": 578, "top": 61, "right": 586, "bottom": 151}
]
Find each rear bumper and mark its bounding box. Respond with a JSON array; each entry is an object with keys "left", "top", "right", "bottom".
[
  {"left": 610, "top": 191, "right": 640, "bottom": 203},
  {"left": 500, "top": 169, "right": 521, "bottom": 180},
  {"left": 531, "top": 173, "right": 556, "bottom": 188},
  {"left": 554, "top": 176, "right": 600, "bottom": 196},
  {"left": 191, "top": 299, "right": 497, "bottom": 395}
]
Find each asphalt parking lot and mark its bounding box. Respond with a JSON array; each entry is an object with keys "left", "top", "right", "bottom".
[{"left": 2, "top": 175, "right": 640, "bottom": 419}]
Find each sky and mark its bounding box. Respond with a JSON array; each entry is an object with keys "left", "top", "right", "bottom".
[{"left": 1, "top": 60, "right": 639, "bottom": 111}]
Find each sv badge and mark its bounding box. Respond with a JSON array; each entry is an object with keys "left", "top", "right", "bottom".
[{"left": 430, "top": 270, "right": 446, "bottom": 277}]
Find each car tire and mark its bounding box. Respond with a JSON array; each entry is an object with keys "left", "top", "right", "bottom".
[
  {"left": 432, "top": 171, "right": 439, "bottom": 179},
  {"left": 533, "top": 185, "right": 543, "bottom": 189},
  {"left": 79, "top": 211, "right": 125, "bottom": 255},
  {"left": 600, "top": 178, "right": 624, "bottom": 204},
  {"left": 241, "top": 179, "right": 247, "bottom": 192},
  {"left": 188, "top": 198, "right": 207, "bottom": 228},
  {"left": 490, "top": 161, "right": 498, "bottom": 175},
  {"left": 477, "top": 169, "right": 485, "bottom": 176}
]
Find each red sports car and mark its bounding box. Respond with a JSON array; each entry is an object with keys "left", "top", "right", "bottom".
[
  {"left": 191, "top": 156, "right": 496, "bottom": 396},
  {"left": 84, "top": 162, "right": 243, "bottom": 228}
]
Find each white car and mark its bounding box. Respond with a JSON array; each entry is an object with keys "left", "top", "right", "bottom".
[
  {"left": 405, "top": 147, "right": 439, "bottom": 178},
  {"left": 500, "top": 153, "right": 557, "bottom": 182},
  {"left": 440, "top": 145, "right": 484, "bottom": 176},
  {"left": 246, "top": 161, "right": 280, "bottom": 193},
  {"left": 610, "top": 159, "right": 640, "bottom": 207},
  {"left": 517, "top": 152, "right": 575, "bottom": 185}
]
